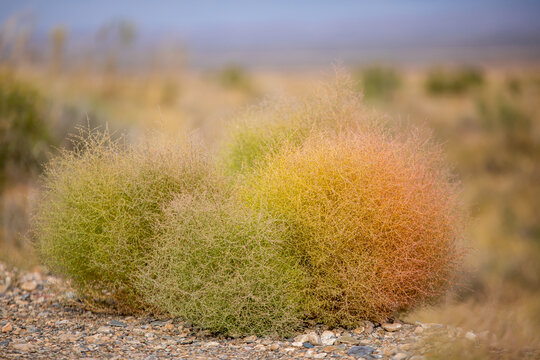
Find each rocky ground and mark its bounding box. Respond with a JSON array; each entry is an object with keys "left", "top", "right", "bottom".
[{"left": 1, "top": 262, "right": 482, "bottom": 359}]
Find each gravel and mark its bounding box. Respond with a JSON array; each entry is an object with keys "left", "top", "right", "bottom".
[{"left": 0, "top": 261, "right": 482, "bottom": 359}]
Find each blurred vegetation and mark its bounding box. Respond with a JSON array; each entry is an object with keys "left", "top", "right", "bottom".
[
  {"left": 216, "top": 64, "right": 255, "bottom": 93},
  {"left": 95, "top": 19, "right": 137, "bottom": 75},
  {"left": 403, "top": 69, "right": 540, "bottom": 356},
  {"left": 49, "top": 26, "right": 67, "bottom": 73},
  {"left": 0, "top": 72, "right": 55, "bottom": 188},
  {"left": 425, "top": 67, "right": 484, "bottom": 95},
  {"left": 357, "top": 65, "right": 401, "bottom": 100},
  {"left": 420, "top": 333, "right": 538, "bottom": 360}
]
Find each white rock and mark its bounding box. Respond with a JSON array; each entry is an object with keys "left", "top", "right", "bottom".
[
  {"left": 306, "top": 332, "right": 321, "bottom": 346},
  {"left": 206, "top": 341, "right": 219, "bottom": 347},
  {"left": 292, "top": 341, "right": 304, "bottom": 347},
  {"left": 465, "top": 331, "right": 477, "bottom": 341},
  {"left": 314, "top": 353, "right": 327, "bottom": 359},
  {"left": 321, "top": 330, "right": 336, "bottom": 346}
]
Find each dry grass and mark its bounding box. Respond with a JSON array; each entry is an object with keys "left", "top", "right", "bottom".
[{"left": 243, "top": 129, "right": 465, "bottom": 326}]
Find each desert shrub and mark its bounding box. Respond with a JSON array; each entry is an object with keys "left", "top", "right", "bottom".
[
  {"left": 137, "top": 194, "right": 306, "bottom": 337},
  {"left": 358, "top": 65, "right": 401, "bottom": 100},
  {"left": 220, "top": 76, "right": 375, "bottom": 174},
  {"left": 33, "top": 129, "right": 217, "bottom": 310},
  {"left": 242, "top": 131, "right": 465, "bottom": 326},
  {"left": 217, "top": 64, "right": 255, "bottom": 93},
  {"left": 476, "top": 96, "right": 534, "bottom": 153},
  {"left": 426, "top": 67, "right": 484, "bottom": 95},
  {"left": 506, "top": 77, "right": 522, "bottom": 95},
  {"left": 0, "top": 72, "right": 55, "bottom": 187}
]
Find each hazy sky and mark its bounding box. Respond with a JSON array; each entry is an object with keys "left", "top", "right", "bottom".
[{"left": 2, "top": 1, "right": 540, "bottom": 66}]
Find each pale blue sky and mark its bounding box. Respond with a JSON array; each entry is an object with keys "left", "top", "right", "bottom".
[
  {"left": 2, "top": 1, "right": 539, "bottom": 41},
  {"left": 1, "top": 1, "right": 539, "bottom": 66}
]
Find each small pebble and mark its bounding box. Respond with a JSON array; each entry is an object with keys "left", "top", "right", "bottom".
[
  {"left": 21, "top": 281, "right": 37, "bottom": 291},
  {"left": 13, "top": 343, "right": 34, "bottom": 352},
  {"left": 97, "top": 326, "right": 112, "bottom": 333},
  {"left": 2, "top": 323, "right": 13, "bottom": 333},
  {"left": 109, "top": 320, "right": 128, "bottom": 327},
  {"left": 243, "top": 335, "right": 257, "bottom": 343},
  {"left": 382, "top": 323, "right": 402, "bottom": 332},
  {"left": 348, "top": 345, "right": 375, "bottom": 357},
  {"left": 337, "top": 335, "right": 360, "bottom": 345},
  {"left": 393, "top": 352, "right": 408, "bottom": 360}
]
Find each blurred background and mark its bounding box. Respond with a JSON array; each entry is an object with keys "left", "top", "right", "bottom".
[{"left": 1, "top": 0, "right": 539, "bottom": 357}]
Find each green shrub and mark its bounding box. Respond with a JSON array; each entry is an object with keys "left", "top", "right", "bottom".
[
  {"left": 0, "top": 72, "right": 54, "bottom": 187},
  {"left": 358, "top": 65, "right": 401, "bottom": 100},
  {"left": 137, "top": 194, "right": 306, "bottom": 337},
  {"left": 241, "top": 130, "right": 465, "bottom": 327},
  {"left": 426, "top": 67, "right": 484, "bottom": 95},
  {"left": 33, "top": 129, "right": 217, "bottom": 310}
]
